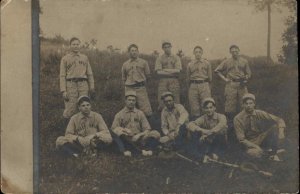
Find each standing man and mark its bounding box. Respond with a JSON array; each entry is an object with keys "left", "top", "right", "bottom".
[
  {"left": 111, "top": 91, "right": 161, "bottom": 157},
  {"left": 60, "top": 37, "right": 95, "bottom": 120},
  {"left": 214, "top": 45, "right": 251, "bottom": 139},
  {"left": 56, "top": 96, "right": 112, "bottom": 157},
  {"left": 155, "top": 40, "right": 182, "bottom": 111},
  {"left": 187, "top": 46, "right": 212, "bottom": 120},
  {"left": 234, "top": 93, "right": 286, "bottom": 161},
  {"left": 187, "top": 98, "right": 228, "bottom": 162},
  {"left": 159, "top": 92, "right": 189, "bottom": 150},
  {"left": 122, "top": 44, "right": 153, "bottom": 120}
]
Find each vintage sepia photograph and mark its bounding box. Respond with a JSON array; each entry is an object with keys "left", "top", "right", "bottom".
[{"left": 32, "top": 0, "right": 299, "bottom": 192}]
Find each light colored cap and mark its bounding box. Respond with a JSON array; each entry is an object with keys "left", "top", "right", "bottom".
[
  {"left": 242, "top": 93, "right": 256, "bottom": 102},
  {"left": 202, "top": 97, "right": 216, "bottom": 107},
  {"left": 77, "top": 95, "right": 90, "bottom": 105},
  {"left": 125, "top": 90, "right": 137, "bottom": 98},
  {"left": 161, "top": 91, "right": 174, "bottom": 100},
  {"left": 162, "top": 40, "right": 171, "bottom": 47}
]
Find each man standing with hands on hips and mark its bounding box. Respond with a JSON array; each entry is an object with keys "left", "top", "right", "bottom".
[
  {"left": 60, "top": 37, "right": 95, "bottom": 123},
  {"left": 214, "top": 45, "right": 251, "bottom": 142}
]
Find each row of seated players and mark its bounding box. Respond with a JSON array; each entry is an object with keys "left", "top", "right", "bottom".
[{"left": 56, "top": 91, "right": 286, "bottom": 162}]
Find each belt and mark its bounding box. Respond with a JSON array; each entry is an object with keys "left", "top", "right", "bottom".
[
  {"left": 231, "top": 78, "right": 246, "bottom": 82},
  {"left": 66, "top": 78, "right": 88, "bottom": 82},
  {"left": 127, "top": 81, "right": 145, "bottom": 87},
  {"left": 158, "top": 75, "right": 178, "bottom": 79},
  {"left": 190, "top": 79, "right": 208, "bottom": 84}
]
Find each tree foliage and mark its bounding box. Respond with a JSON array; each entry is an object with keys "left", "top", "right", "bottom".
[{"left": 278, "top": 0, "right": 297, "bottom": 65}]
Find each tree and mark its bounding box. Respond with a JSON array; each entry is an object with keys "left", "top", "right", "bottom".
[
  {"left": 248, "top": 0, "right": 283, "bottom": 65},
  {"left": 278, "top": 0, "right": 297, "bottom": 65}
]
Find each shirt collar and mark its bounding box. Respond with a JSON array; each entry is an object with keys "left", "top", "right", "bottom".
[
  {"left": 71, "top": 51, "right": 80, "bottom": 56},
  {"left": 79, "top": 112, "right": 92, "bottom": 119},
  {"left": 124, "top": 107, "right": 137, "bottom": 113},
  {"left": 243, "top": 110, "right": 257, "bottom": 117},
  {"left": 194, "top": 58, "right": 204, "bottom": 63},
  {"left": 130, "top": 57, "right": 139, "bottom": 62},
  {"left": 205, "top": 112, "right": 218, "bottom": 120}
]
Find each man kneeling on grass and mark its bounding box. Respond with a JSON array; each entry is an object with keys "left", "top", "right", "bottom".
[
  {"left": 111, "top": 91, "right": 160, "bottom": 157},
  {"left": 159, "top": 91, "right": 189, "bottom": 151},
  {"left": 234, "top": 93, "right": 286, "bottom": 161},
  {"left": 56, "top": 96, "right": 113, "bottom": 157},
  {"left": 187, "top": 97, "right": 228, "bottom": 163}
]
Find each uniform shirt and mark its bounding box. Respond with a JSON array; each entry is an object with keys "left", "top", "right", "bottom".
[
  {"left": 188, "top": 112, "right": 227, "bottom": 133},
  {"left": 60, "top": 52, "right": 95, "bottom": 92},
  {"left": 214, "top": 57, "right": 251, "bottom": 80},
  {"left": 65, "top": 111, "right": 109, "bottom": 138},
  {"left": 234, "top": 109, "right": 286, "bottom": 142},
  {"left": 155, "top": 54, "right": 182, "bottom": 75},
  {"left": 111, "top": 107, "right": 151, "bottom": 135},
  {"left": 187, "top": 58, "right": 212, "bottom": 81},
  {"left": 122, "top": 58, "right": 150, "bottom": 86},
  {"left": 161, "top": 104, "right": 189, "bottom": 131}
]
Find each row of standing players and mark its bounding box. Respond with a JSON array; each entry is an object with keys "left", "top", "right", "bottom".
[{"left": 56, "top": 37, "right": 286, "bottom": 162}]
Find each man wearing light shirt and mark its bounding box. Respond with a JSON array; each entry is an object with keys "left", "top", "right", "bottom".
[
  {"left": 60, "top": 37, "right": 95, "bottom": 119},
  {"left": 234, "top": 93, "right": 286, "bottom": 161},
  {"left": 187, "top": 46, "right": 212, "bottom": 119},
  {"left": 122, "top": 44, "right": 153, "bottom": 117},
  {"left": 159, "top": 92, "right": 189, "bottom": 150},
  {"left": 111, "top": 91, "right": 161, "bottom": 157},
  {"left": 155, "top": 40, "right": 182, "bottom": 111},
  {"left": 187, "top": 97, "right": 228, "bottom": 162},
  {"left": 56, "top": 96, "right": 112, "bottom": 157}
]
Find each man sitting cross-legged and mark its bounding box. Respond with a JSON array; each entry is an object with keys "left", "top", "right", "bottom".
[
  {"left": 187, "top": 97, "right": 228, "bottom": 163},
  {"left": 159, "top": 91, "right": 189, "bottom": 151},
  {"left": 111, "top": 91, "right": 161, "bottom": 157},
  {"left": 56, "top": 96, "right": 113, "bottom": 157},
  {"left": 234, "top": 93, "right": 286, "bottom": 161}
]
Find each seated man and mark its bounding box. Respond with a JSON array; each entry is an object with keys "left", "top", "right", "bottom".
[
  {"left": 234, "top": 93, "right": 286, "bottom": 161},
  {"left": 56, "top": 96, "right": 113, "bottom": 157},
  {"left": 159, "top": 92, "right": 189, "bottom": 150},
  {"left": 111, "top": 91, "right": 160, "bottom": 157},
  {"left": 187, "top": 97, "right": 228, "bottom": 162}
]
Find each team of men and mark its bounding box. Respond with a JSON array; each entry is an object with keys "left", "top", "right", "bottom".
[{"left": 57, "top": 37, "right": 286, "bottom": 162}]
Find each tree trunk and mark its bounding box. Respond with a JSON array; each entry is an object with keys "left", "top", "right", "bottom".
[{"left": 267, "top": 2, "right": 271, "bottom": 65}]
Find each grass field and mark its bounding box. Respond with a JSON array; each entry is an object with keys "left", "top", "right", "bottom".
[{"left": 39, "top": 41, "right": 299, "bottom": 193}]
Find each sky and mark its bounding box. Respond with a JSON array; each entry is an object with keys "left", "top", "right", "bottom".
[{"left": 39, "top": 0, "right": 292, "bottom": 61}]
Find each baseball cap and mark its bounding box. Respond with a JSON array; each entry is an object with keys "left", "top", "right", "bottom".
[
  {"left": 242, "top": 93, "right": 256, "bottom": 102},
  {"left": 162, "top": 40, "right": 171, "bottom": 47},
  {"left": 125, "top": 90, "right": 137, "bottom": 98},
  {"left": 77, "top": 95, "right": 91, "bottom": 105},
  {"left": 202, "top": 97, "right": 216, "bottom": 107},
  {"left": 161, "top": 91, "right": 174, "bottom": 100}
]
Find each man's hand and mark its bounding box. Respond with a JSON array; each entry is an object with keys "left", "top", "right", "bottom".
[
  {"left": 62, "top": 91, "right": 69, "bottom": 101},
  {"left": 77, "top": 136, "right": 90, "bottom": 147},
  {"left": 278, "top": 128, "right": 285, "bottom": 140},
  {"left": 168, "top": 131, "right": 176, "bottom": 140},
  {"left": 200, "top": 135, "right": 208, "bottom": 142},
  {"left": 162, "top": 128, "right": 169, "bottom": 136},
  {"left": 90, "top": 89, "right": 96, "bottom": 100},
  {"left": 123, "top": 128, "right": 133, "bottom": 136},
  {"left": 224, "top": 78, "right": 231, "bottom": 83},
  {"left": 132, "top": 133, "right": 143, "bottom": 142}
]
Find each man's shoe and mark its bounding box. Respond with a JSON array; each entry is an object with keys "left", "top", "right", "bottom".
[
  {"left": 203, "top": 155, "right": 211, "bottom": 163},
  {"left": 142, "top": 150, "right": 153, "bottom": 156},
  {"left": 123, "top": 150, "right": 132, "bottom": 157},
  {"left": 211, "top": 153, "right": 219, "bottom": 160},
  {"left": 269, "top": 154, "right": 282, "bottom": 162}
]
